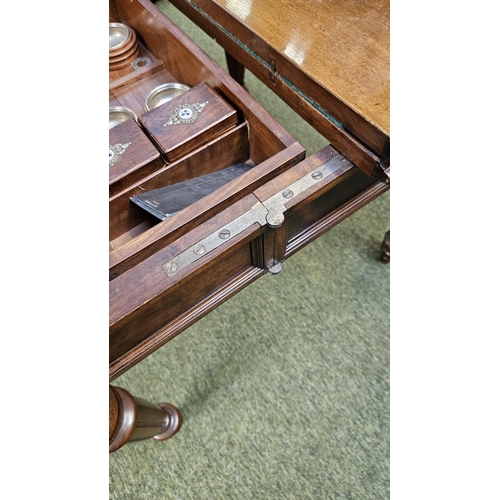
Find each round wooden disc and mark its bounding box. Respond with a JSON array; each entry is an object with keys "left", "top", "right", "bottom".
[
  {"left": 109, "top": 29, "right": 137, "bottom": 58},
  {"left": 109, "top": 45, "right": 141, "bottom": 70},
  {"left": 109, "top": 40, "right": 139, "bottom": 64}
]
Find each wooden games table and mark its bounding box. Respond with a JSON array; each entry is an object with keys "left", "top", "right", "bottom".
[{"left": 109, "top": 0, "right": 390, "bottom": 452}]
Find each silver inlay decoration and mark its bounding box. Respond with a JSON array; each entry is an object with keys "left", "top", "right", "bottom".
[
  {"left": 109, "top": 142, "right": 131, "bottom": 167},
  {"left": 164, "top": 101, "right": 209, "bottom": 126}
]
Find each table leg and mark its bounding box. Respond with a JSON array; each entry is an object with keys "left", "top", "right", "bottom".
[
  {"left": 109, "top": 385, "right": 182, "bottom": 453},
  {"left": 225, "top": 51, "right": 246, "bottom": 87},
  {"left": 381, "top": 230, "right": 390, "bottom": 263}
]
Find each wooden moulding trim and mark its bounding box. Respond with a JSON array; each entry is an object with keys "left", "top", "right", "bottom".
[
  {"left": 109, "top": 265, "right": 265, "bottom": 381},
  {"left": 109, "top": 197, "right": 262, "bottom": 327},
  {"left": 285, "top": 181, "right": 390, "bottom": 258}
]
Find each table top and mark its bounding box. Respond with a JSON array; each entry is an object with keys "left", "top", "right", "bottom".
[
  {"left": 170, "top": 0, "right": 390, "bottom": 174},
  {"left": 216, "top": 0, "right": 390, "bottom": 139}
]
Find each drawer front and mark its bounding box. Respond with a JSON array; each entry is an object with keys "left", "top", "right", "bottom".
[
  {"left": 109, "top": 194, "right": 270, "bottom": 380},
  {"left": 109, "top": 145, "right": 388, "bottom": 380}
]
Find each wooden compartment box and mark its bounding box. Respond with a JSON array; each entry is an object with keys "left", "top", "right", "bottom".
[
  {"left": 109, "top": 117, "right": 164, "bottom": 197},
  {"left": 139, "top": 82, "right": 239, "bottom": 163},
  {"left": 109, "top": 0, "right": 389, "bottom": 381},
  {"left": 109, "top": 0, "right": 304, "bottom": 278}
]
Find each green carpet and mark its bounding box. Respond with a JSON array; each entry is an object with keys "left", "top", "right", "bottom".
[{"left": 110, "top": 3, "right": 390, "bottom": 498}]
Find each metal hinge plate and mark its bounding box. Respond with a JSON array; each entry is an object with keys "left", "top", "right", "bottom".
[
  {"left": 162, "top": 155, "right": 348, "bottom": 276},
  {"left": 262, "top": 154, "right": 348, "bottom": 226},
  {"left": 163, "top": 202, "right": 268, "bottom": 276}
]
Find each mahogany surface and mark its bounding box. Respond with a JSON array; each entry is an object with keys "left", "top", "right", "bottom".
[
  {"left": 109, "top": 118, "right": 164, "bottom": 197},
  {"left": 168, "top": 0, "right": 390, "bottom": 176},
  {"left": 219, "top": 0, "right": 389, "bottom": 136}
]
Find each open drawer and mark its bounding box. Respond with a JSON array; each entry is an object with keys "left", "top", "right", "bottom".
[
  {"left": 108, "top": 0, "right": 389, "bottom": 381},
  {"left": 109, "top": 0, "right": 304, "bottom": 278},
  {"left": 109, "top": 143, "right": 389, "bottom": 380}
]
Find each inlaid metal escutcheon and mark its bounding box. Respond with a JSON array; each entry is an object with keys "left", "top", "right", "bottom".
[
  {"left": 109, "top": 142, "right": 131, "bottom": 167},
  {"left": 164, "top": 101, "right": 209, "bottom": 126}
]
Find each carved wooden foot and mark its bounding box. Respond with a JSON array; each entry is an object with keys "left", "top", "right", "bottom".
[
  {"left": 225, "top": 51, "right": 246, "bottom": 87},
  {"left": 109, "top": 385, "right": 182, "bottom": 453},
  {"left": 381, "top": 230, "right": 390, "bottom": 263}
]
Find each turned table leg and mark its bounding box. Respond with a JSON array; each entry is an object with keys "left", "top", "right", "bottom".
[
  {"left": 109, "top": 385, "right": 182, "bottom": 453},
  {"left": 225, "top": 51, "right": 246, "bottom": 87},
  {"left": 381, "top": 230, "right": 390, "bottom": 263}
]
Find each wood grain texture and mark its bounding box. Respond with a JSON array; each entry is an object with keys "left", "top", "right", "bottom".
[
  {"left": 285, "top": 180, "right": 389, "bottom": 258},
  {"left": 109, "top": 0, "right": 120, "bottom": 22},
  {"left": 254, "top": 145, "right": 386, "bottom": 258},
  {"left": 108, "top": 0, "right": 389, "bottom": 386},
  {"left": 220, "top": 0, "right": 389, "bottom": 132},
  {"left": 286, "top": 168, "right": 377, "bottom": 247},
  {"left": 109, "top": 386, "right": 121, "bottom": 440},
  {"left": 168, "top": 0, "right": 389, "bottom": 164},
  {"left": 109, "top": 265, "right": 265, "bottom": 380},
  {"left": 139, "top": 82, "right": 238, "bottom": 162},
  {"left": 113, "top": 0, "right": 298, "bottom": 149},
  {"left": 109, "top": 38, "right": 157, "bottom": 80},
  {"left": 109, "top": 135, "right": 304, "bottom": 277},
  {"left": 113, "top": 68, "right": 178, "bottom": 117},
  {"left": 109, "top": 385, "right": 182, "bottom": 452},
  {"left": 110, "top": 58, "right": 165, "bottom": 93}
]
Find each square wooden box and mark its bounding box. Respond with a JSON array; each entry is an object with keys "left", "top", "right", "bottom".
[{"left": 139, "top": 82, "right": 238, "bottom": 163}]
